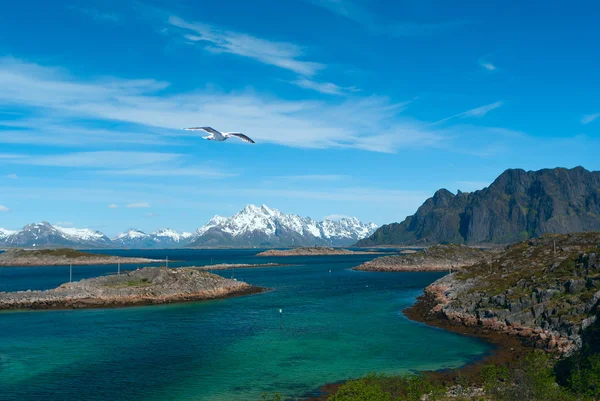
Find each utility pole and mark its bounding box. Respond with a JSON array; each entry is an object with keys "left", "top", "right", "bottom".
[
  {"left": 69, "top": 264, "right": 72, "bottom": 283},
  {"left": 118, "top": 258, "right": 120, "bottom": 275}
]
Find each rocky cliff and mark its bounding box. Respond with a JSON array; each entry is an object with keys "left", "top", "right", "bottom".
[
  {"left": 358, "top": 167, "right": 600, "bottom": 246},
  {"left": 407, "top": 232, "right": 600, "bottom": 356}
]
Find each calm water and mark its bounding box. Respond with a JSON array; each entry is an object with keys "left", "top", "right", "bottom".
[{"left": 0, "top": 250, "right": 491, "bottom": 401}]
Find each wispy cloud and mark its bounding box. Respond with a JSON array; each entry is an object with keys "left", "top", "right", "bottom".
[
  {"left": 0, "top": 204, "right": 9, "bottom": 212},
  {"left": 480, "top": 61, "right": 496, "bottom": 71},
  {"left": 108, "top": 204, "right": 119, "bottom": 209},
  {"left": 432, "top": 101, "right": 503, "bottom": 125},
  {"left": 290, "top": 78, "right": 359, "bottom": 95},
  {"left": 5, "top": 174, "right": 18, "bottom": 179},
  {"left": 126, "top": 202, "right": 150, "bottom": 209},
  {"left": 581, "top": 113, "right": 600, "bottom": 125},
  {"left": 69, "top": 6, "right": 120, "bottom": 23},
  {"left": 307, "top": 0, "right": 466, "bottom": 37},
  {"left": 0, "top": 58, "right": 520, "bottom": 154},
  {"left": 168, "top": 16, "right": 323, "bottom": 76},
  {"left": 5, "top": 151, "right": 181, "bottom": 169}
]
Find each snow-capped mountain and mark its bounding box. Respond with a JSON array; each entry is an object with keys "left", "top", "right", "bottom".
[
  {"left": 0, "top": 222, "right": 111, "bottom": 248},
  {"left": 112, "top": 228, "right": 194, "bottom": 249},
  {"left": 189, "top": 204, "right": 379, "bottom": 247},
  {"left": 0, "top": 205, "right": 378, "bottom": 249}
]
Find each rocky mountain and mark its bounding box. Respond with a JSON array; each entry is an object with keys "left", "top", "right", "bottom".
[
  {"left": 0, "top": 205, "right": 377, "bottom": 249},
  {"left": 1, "top": 222, "right": 112, "bottom": 248},
  {"left": 189, "top": 204, "right": 378, "bottom": 247},
  {"left": 0, "top": 223, "right": 194, "bottom": 249},
  {"left": 357, "top": 166, "right": 600, "bottom": 246},
  {"left": 112, "top": 229, "right": 194, "bottom": 249}
]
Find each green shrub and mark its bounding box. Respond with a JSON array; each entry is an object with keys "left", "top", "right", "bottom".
[
  {"left": 567, "top": 353, "right": 600, "bottom": 399},
  {"left": 329, "top": 374, "right": 391, "bottom": 401},
  {"left": 328, "top": 373, "right": 443, "bottom": 401}
]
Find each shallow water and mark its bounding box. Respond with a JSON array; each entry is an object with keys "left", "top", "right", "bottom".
[{"left": 0, "top": 249, "right": 490, "bottom": 401}]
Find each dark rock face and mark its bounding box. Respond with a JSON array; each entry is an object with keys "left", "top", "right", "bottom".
[{"left": 358, "top": 167, "right": 600, "bottom": 246}]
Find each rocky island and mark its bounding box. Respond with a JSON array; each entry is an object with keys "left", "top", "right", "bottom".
[
  {"left": 194, "top": 262, "right": 288, "bottom": 270},
  {"left": 353, "top": 244, "right": 488, "bottom": 272},
  {"left": 405, "top": 232, "right": 600, "bottom": 356},
  {"left": 0, "top": 266, "right": 262, "bottom": 310},
  {"left": 0, "top": 248, "right": 161, "bottom": 267},
  {"left": 257, "top": 246, "right": 383, "bottom": 257}
]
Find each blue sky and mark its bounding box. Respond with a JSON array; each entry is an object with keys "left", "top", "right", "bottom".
[{"left": 0, "top": 0, "right": 598, "bottom": 235}]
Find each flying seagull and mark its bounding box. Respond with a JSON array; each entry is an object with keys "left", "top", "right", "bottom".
[{"left": 183, "top": 126, "right": 255, "bottom": 144}]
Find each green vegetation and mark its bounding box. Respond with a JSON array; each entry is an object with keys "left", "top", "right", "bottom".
[
  {"left": 316, "top": 350, "right": 593, "bottom": 401},
  {"left": 328, "top": 373, "right": 444, "bottom": 401}
]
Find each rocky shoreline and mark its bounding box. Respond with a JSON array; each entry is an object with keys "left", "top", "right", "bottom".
[
  {"left": 257, "top": 247, "right": 384, "bottom": 257},
  {"left": 353, "top": 244, "right": 487, "bottom": 272},
  {"left": 303, "top": 233, "right": 600, "bottom": 400},
  {"left": 410, "top": 233, "right": 600, "bottom": 357},
  {"left": 0, "top": 248, "right": 161, "bottom": 267},
  {"left": 0, "top": 267, "right": 263, "bottom": 310}
]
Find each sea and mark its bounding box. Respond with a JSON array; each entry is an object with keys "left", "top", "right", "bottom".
[{"left": 0, "top": 249, "right": 491, "bottom": 401}]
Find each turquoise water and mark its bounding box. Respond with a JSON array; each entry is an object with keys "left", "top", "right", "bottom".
[{"left": 0, "top": 250, "right": 491, "bottom": 401}]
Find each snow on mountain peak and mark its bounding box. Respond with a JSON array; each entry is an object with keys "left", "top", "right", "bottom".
[
  {"left": 55, "top": 226, "right": 107, "bottom": 241},
  {"left": 0, "top": 228, "right": 16, "bottom": 238},
  {"left": 115, "top": 229, "right": 148, "bottom": 240},
  {"left": 191, "top": 204, "right": 379, "bottom": 246}
]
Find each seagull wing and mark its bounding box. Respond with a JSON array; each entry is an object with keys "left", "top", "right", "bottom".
[
  {"left": 183, "top": 127, "right": 225, "bottom": 139},
  {"left": 227, "top": 133, "right": 255, "bottom": 144}
]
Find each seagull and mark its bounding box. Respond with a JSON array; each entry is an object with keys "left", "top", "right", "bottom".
[{"left": 183, "top": 126, "right": 255, "bottom": 144}]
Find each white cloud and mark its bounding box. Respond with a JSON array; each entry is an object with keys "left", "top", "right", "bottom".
[
  {"left": 7, "top": 151, "right": 181, "bottom": 169},
  {"left": 0, "top": 204, "right": 9, "bottom": 212},
  {"left": 127, "top": 202, "right": 151, "bottom": 208},
  {"left": 108, "top": 204, "right": 119, "bottom": 209},
  {"left": 290, "top": 78, "right": 358, "bottom": 95},
  {"left": 0, "top": 58, "right": 520, "bottom": 154},
  {"left": 5, "top": 174, "right": 18, "bottom": 179},
  {"left": 464, "top": 101, "right": 504, "bottom": 117},
  {"left": 432, "top": 101, "right": 503, "bottom": 125},
  {"left": 480, "top": 62, "right": 496, "bottom": 71},
  {"left": 168, "top": 16, "right": 323, "bottom": 76},
  {"left": 581, "top": 113, "right": 600, "bottom": 125}
]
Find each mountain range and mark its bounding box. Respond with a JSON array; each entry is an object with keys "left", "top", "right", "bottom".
[
  {"left": 357, "top": 166, "right": 600, "bottom": 246},
  {"left": 0, "top": 205, "right": 378, "bottom": 249}
]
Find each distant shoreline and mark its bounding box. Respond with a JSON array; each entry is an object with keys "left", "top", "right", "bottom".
[
  {"left": 257, "top": 247, "right": 387, "bottom": 257},
  {"left": 0, "top": 248, "right": 162, "bottom": 267}
]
